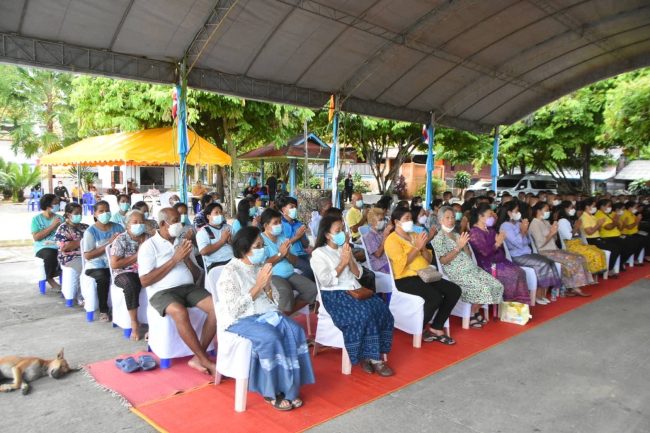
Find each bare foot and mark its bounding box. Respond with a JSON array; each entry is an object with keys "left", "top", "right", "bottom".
[
  {"left": 48, "top": 279, "right": 62, "bottom": 291},
  {"left": 98, "top": 313, "right": 110, "bottom": 322},
  {"left": 187, "top": 356, "right": 209, "bottom": 374},
  {"left": 130, "top": 322, "right": 141, "bottom": 341}
]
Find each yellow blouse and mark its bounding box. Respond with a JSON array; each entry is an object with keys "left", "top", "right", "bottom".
[
  {"left": 579, "top": 212, "right": 599, "bottom": 239},
  {"left": 384, "top": 232, "right": 430, "bottom": 279},
  {"left": 595, "top": 210, "right": 621, "bottom": 238},
  {"left": 621, "top": 210, "right": 639, "bottom": 235}
]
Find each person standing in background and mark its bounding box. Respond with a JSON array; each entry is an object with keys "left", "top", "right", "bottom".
[
  {"left": 344, "top": 173, "right": 354, "bottom": 203},
  {"left": 71, "top": 181, "right": 84, "bottom": 204},
  {"left": 54, "top": 181, "right": 70, "bottom": 204}
]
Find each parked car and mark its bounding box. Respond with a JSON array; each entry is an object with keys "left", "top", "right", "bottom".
[
  {"left": 497, "top": 174, "right": 558, "bottom": 196},
  {"left": 467, "top": 180, "right": 492, "bottom": 193}
]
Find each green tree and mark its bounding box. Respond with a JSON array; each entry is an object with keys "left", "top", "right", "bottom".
[
  {"left": 454, "top": 171, "right": 472, "bottom": 196},
  {"left": 0, "top": 162, "right": 41, "bottom": 202}
]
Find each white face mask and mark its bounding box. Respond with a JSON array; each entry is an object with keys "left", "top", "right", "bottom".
[
  {"left": 604, "top": 207, "right": 612, "bottom": 214},
  {"left": 167, "top": 222, "right": 183, "bottom": 238},
  {"left": 400, "top": 221, "right": 414, "bottom": 233},
  {"left": 543, "top": 211, "right": 550, "bottom": 220},
  {"left": 441, "top": 224, "right": 454, "bottom": 233},
  {"left": 418, "top": 215, "right": 428, "bottom": 225},
  {"left": 568, "top": 209, "right": 576, "bottom": 217},
  {"left": 376, "top": 220, "right": 386, "bottom": 231},
  {"left": 552, "top": 200, "right": 561, "bottom": 206},
  {"left": 631, "top": 208, "right": 638, "bottom": 214},
  {"left": 511, "top": 212, "right": 522, "bottom": 221},
  {"left": 616, "top": 210, "right": 624, "bottom": 216},
  {"left": 589, "top": 207, "right": 597, "bottom": 215}
]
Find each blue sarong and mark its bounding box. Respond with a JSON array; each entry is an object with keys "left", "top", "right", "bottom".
[
  {"left": 227, "top": 313, "right": 315, "bottom": 400},
  {"left": 320, "top": 291, "right": 394, "bottom": 365}
]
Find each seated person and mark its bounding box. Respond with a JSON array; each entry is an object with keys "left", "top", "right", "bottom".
[
  {"left": 384, "top": 207, "right": 462, "bottom": 344},
  {"left": 594, "top": 199, "right": 641, "bottom": 268},
  {"left": 309, "top": 197, "right": 332, "bottom": 237},
  {"left": 138, "top": 207, "right": 216, "bottom": 375},
  {"left": 32, "top": 193, "right": 64, "bottom": 291},
  {"left": 216, "top": 227, "right": 315, "bottom": 411},
  {"left": 110, "top": 194, "right": 131, "bottom": 227},
  {"left": 451, "top": 203, "right": 467, "bottom": 233},
  {"left": 362, "top": 207, "right": 393, "bottom": 274},
  {"left": 168, "top": 194, "right": 181, "bottom": 206},
  {"left": 345, "top": 192, "right": 367, "bottom": 242},
  {"left": 174, "top": 202, "right": 201, "bottom": 267},
  {"left": 529, "top": 202, "right": 593, "bottom": 296},
  {"left": 110, "top": 211, "right": 150, "bottom": 340},
  {"left": 277, "top": 196, "right": 314, "bottom": 281},
  {"left": 621, "top": 200, "right": 649, "bottom": 256},
  {"left": 193, "top": 194, "right": 215, "bottom": 230},
  {"left": 433, "top": 206, "right": 503, "bottom": 328},
  {"left": 259, "top": 209, "right": 317, "bottom": 315},
  {"left": 497, "top": 201, "right": 562, "bottom": 304},
  {"left": 468, "top": 204, "right": 530, "bottom": 304},
  {"left": 197, "top": 202, "right": 234, "bottom": 271},
  {"left": 232, "top": 198, "right": 259, "bottom": 235},
  {"left": 310, "top": 216, "right": 395, "bottom": 376},
  {"left": 82, "top": 200, "right": 125, "bottom": 322},
  {"left": 132, "top": 201, "right": 159, "bottom": 235},
  {"left": 55, "top": 202, "right": 88, "bottom": 277},
  {"left": 555, "top": 201, "right": 607, "bottom": 275}
]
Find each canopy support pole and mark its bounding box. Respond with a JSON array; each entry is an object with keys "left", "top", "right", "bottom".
[
  {"left": 303, "top": 118, "right": 309, "bottom": 188},
  {"left": 289, "top": 159, "right": 297, "bottom": 198},
  {"left": 425, "top": 113, "right": 436, "bottom": 211},
  {"left": 260, "top": 159, "right": 264, "bottom": 187},
  {"left": 491, "top": 126, "right": 500, "bottom": 194},
  {"left": 323, "top": 162, "right": 328, "bottom": 190},
  {"left": 177, "top": 59, "right": 189, "bottom": 205},
  {"left": 330, "top": 96, "right": 340, "bottom": 207}
]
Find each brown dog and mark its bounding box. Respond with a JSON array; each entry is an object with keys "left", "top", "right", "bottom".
[{"left": 0, "top": 348, "right": 77, "bottom": 395}]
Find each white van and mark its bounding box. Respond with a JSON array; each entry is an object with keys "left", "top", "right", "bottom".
[{"left": 497, "top": 174, "right": 558, "bottom": 196}]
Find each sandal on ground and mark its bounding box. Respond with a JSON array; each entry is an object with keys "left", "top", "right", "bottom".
[
  {"left": 291, "top": 398, "right": 304, "bottom": 408},
  {"left": 573, "top": 289, "right": 592, "bottom": 297},
  {"left": 99, "top": 313, "right": 110, "bottom": 322},
  {"left": 264, "top": 395, "right": 293, "bottom": 411},
  {"left": 473, "top": 312, "right": 487, "bottom": 324},
  {"left": 361, "top": 359, "right": 374, "bottom": 374},
  {"left": 469, "top": 315, "right": 484, "bottom": 328},
  {"left": 137, "top": 355, "right": 157, "bottom": 371},
  {"left": 425, "top": 332, "right": 456, "bottom": 346},
  {"left": 115, "top": 357, "right": 141, "bottom": 373},
  {"left": 370, "top": 361, "right": 394, "bottom": 377}
]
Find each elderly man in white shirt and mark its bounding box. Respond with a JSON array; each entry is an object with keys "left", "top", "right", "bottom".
[{"left": 138, "top": 207, "right": 216, "bottom": 376}]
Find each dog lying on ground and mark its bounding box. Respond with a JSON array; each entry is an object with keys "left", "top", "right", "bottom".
[{"left": 0, "top": 348, "right": 79, "bottom": 395}]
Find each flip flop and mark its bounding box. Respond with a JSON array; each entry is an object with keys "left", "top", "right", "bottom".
[
  {"left": 115, "top": 357, "right": 141, "bottom": 373},
  {"left": 138, "top": 355, "right": 157, "bottom": 371}
]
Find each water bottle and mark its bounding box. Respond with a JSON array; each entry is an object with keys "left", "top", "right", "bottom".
[{"left": 551, "top": 287, "right": 559, "bottom": 301}]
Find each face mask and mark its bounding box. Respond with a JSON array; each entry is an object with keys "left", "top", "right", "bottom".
[
  {"left": 571, "top": 200, "right": 576, "bottom": 205},
  {"left": 119, "top": 203, "right": 130, "bottom": 212},
  {"left": 144, "top": 212, "right": 150, "bottom": 219},
  {"left": 97, "top": 212, "right": 111, "bottom": 224},
  {"left": 441, "top": 224, "right": 454, "bottom": 233},
  {"left": 71, "top": 214, "right": 82, "bottom": 224},
  {"left": 491, "top": 204, "right": 497, "bottom": 210},
  {"left": 181, "top": 214, "right": 190, "bottom": 225},
  {"left": 288, "top": 208, "right": 298, "bottom": 219},
  {"left": 542, "top": 211, "right": 550, "bottom": 220},
  {"left": 604, "top": 207, "right": 612, "bottom": 214},
  {"left": 616, "top": 210, "right": 624, "bottom": 216},
  {"left": 553, "top": 200, "right": 561, "bottom": 206},
  {"left": 643, "top": 200, "right": 649, "bottom": 205},
  {"left": 540, "top": 197, "right": 547, "bottom": 202},
  {"left": 568, "top": 209, "right": 576, "bottom": 217},
  {"left": 418, "top": 215, "right": 428, "bottom": 225},
  {"left": 130, "top": 224, "right": 145, "bottom": 236},
  {"left": 212, "top": 215, "right": 224, "bottom": 225},
  {"left": 356, "top": 200, "right": 364, "bottom": 208},
  {"left": 249, "top": 208, "right": 257, "bottom": 218},
  {"left": 455, "top": 212, "right": 462, "bottom": 221},
  {"left": 486, "top": 216, "right": 495, "bottom": 227},
  {"left": 271, "top": 224, "right": 283, "bottom": 236},
  {"left": 168, "top": 222, "right": 183, "bottom": 238},
  {"left": 511, "top": 212, "right": 522, "bottom": 221},
  {"left": 331, "top": 231, "right": 346, "bottom": 247},
  {"left": 376, "top": 220, "right": 386, "bottom": 231},
  {"left": 258, "top": 206, "right": 265, "bottom": 214},
  {"left": 589, "top": 207, "right": 597, "bottom": 215},
  {"left": 400, "top": 221, "right": 414, "bottom": 233},
  {"left": 631, "top": 208, "right": 638, "bottom": 214},
  {"left": 51, "top": 204, "right": 60, "bottom": 212},
  {"left": 248, "top": 247, "right": 266, "bottom": 265}
]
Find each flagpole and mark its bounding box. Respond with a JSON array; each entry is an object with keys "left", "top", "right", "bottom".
[
  {"left": 491, "top": 126, "right": 500, "bottom": 193},
  {"left": 424, "top": 113, "right": 435, "bottom": 211},
  {"left": 330, "top": 97, "right": 340, "bottom": 206},
  {"left": 177, "top": 60, "right": 189, "bottom": 205}
]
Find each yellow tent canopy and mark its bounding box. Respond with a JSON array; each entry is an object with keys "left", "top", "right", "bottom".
[{"left": 39, "top": 127, "right": 231, "bottom": 167}]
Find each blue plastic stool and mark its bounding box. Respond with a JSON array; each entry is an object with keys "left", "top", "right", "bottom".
[
  {"left": 86, "top": 311, "right": 94, "bottom": 322},
  {"left": 65, "top": 299, "right": 74, "bottom": 307},
  {"left": 38, "top": 280, "right": 46, "bottom": 295}
]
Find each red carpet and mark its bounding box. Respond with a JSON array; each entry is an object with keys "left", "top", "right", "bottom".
[
  {"left": 93, "top": 267, "right": 647, "bottom": 433},
  {"left": 85, "top": 351, "right": 212, "bottom": 406}
]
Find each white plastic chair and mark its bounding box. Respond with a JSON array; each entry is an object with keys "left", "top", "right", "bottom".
[
  {"left": 61, "top": 265, "right": 80, "bottom": 307},
  {"left": 206, "top": 266, "right": 253, "bottom": 412},
  {"left": 35, "top": 257, "right": 47, "bottom": 295},
  {"left": 313, "top": 278, "right": 353, "bottom": 375},
  {"left": 104, "top": 194, "right": 120, "bottom": 216},
  {"left": 79, "top": 243, "right": 99, "bottom": 322},
  {"left": 106, "top": 245, "right": 148, "bottom": 338}
]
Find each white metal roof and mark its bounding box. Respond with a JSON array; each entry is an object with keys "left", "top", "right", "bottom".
[
  {"left": 1, "top": 0, "right": 649, "bottom": 132},
  {"left": 614, "top": 160, "right": 650, "bottom": 180}
]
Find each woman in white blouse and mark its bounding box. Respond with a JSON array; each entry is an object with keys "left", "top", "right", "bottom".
[
  {"left": 310, "top": 215, "right": 395, "bottom": 377},
  {"left": 216, "top": 226, "right": 315, "bottom": 411}
]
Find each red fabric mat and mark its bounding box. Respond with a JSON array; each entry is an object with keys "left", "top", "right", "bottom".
[
  {"left": 125, "top": 267, "right": 648, "bottom": 433},
  {"left": 85, "top": 351, "right": 213, "bottom": 406}
]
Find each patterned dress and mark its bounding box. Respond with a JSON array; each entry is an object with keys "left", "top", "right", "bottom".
[
  {"left": 432, "top": 232, "right": 504, "bottom": 305},
  {"left": 469, "top": 227, "right": 530, "bottom": 304},
  {"left": 54, "top": 222, "right": 88, "bottom": 270}
]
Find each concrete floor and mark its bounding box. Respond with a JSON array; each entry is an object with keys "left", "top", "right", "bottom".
[{"left": 0, "top": 249, "right": 648, "bottom": 433}]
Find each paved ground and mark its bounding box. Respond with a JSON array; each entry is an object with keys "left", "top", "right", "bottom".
[{"left": 0, "top": 248, "right": 648, "bottom": 433}]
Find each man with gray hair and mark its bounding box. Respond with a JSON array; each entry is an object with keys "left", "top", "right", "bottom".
[
  {"left": 309, "top": 196, "right": 332, "bottom": 237},
  {"left": 138, "top": 207, "right": 216, "bottom": 375}
]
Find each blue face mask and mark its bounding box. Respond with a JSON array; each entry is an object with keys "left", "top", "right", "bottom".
[
  {"left": 331, "top": 231, "right": 346, "bottom": 247},
  {"left": 130, "top": 223, "right": 145, "bottom": 236},
  {"left": 211, "top": 215, "right": 223, "bottom": 225},
  {"left": 288, "top": 208, "right": 298, "bottom": 219},
  {"left": 120, "top": 203, "right": 130, "bottom": 212},
  {"left": 71, "top": 214, "right": 82, "bottom": 224},
  {"left": 97, "top": 212, "right": 111, "bottom": 224},
  {"left": 249, "top": 208, "right": 257, "bottom": 218},
  {"left": 271, "top": 224, "right": 283, "bottom": 236},
  {"left": 51, "top": 204, "right": 60, "bottom": 212},
  {"left": 249, "top": 247, "right": 266, "bottom": 264},
  {"left": 144, "top": 212, "right": 150, "bottom": 219}
]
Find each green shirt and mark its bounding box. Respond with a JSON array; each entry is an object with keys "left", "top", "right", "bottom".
[{"left": 31, "top": 213, "right": 64, "bottom": 254}]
